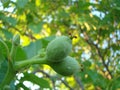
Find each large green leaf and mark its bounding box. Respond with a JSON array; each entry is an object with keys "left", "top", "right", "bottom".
[
  {"left": 0, "top": 40, "right": 11, "bottom": 65},
  {"left": 23, "top": 40, "right": 43, "bottom": 58},
  {"left": 0, "top": 40, "right": 27, "bottom": 61},
  {"left": 21, "top": 73, "right": 50, "bottom": 88},
  {"left": 14, "top": 46, "right": 27, "bottom": 61},
  {"left": 0, "top": 60, "right": 15, "bottom": 89},
  {"left": 23, "top": 36, "right": 55, "bottom": 58}
]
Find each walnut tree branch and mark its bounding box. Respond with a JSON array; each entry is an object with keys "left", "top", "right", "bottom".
[{"left": 79, "top": 26, "right": 113, "bottom": 78}]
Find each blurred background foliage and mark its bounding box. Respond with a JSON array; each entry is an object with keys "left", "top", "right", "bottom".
[{"left": 0, "top": 0, "right": 120, "bottom": 90}]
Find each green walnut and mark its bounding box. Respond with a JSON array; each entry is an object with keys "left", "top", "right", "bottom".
[
  {"left": 46, "top": 36, "right": 72, "bottom": 62},
  {"left": 49, "top": 56, "right": 80, "bottom": 76}
]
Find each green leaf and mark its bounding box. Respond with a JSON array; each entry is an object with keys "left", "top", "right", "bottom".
[
  {"left": 14, "top": 46, "right": 27, "bottom": 61},
  {"left": 5, "top": 16, "right": 17, "bottom": 26},
  {"left": 0, "top": 40, "right": 11, "bottom": 59},
  {"left": 87, "top": 70, "right": 108, "bottom": 89},
  {"left": 23, "top": 40, "right": 42, "bottom": 58},
  {"left": 113, "top": 7, "right": 120, "bottom": 10},
  {"left": 26, "top": 13, "right": 34, "bottom": 23},
  {"left": 28, "top": 22, "right": 44, "bottom": 33},
  {"left": 1, "top": 0, "right": 10, "bottom": 8},
  {"left": 77, "top": 70, "right": 92, "bottom": 84},
  {"left": 0, "top": 40, "right": 27, "bottom": 61},
  {"left": 0, "top": 39, "right": 6, "bottom": 66},
  {"left": 16, "top": 82, "right": 29, "bottom": 90},
  {"left": 9, "top": 80, "right": 16, "bottom": 90},
  {"left": 16, "top": 0, "right": 29, "bottom": 8},
  {"left": 83, "top": 60, "right": 91, "bottom": 68},
  {"left": 2, "top": 29, "right": 13, "bottom": 40},
  {"left": 0, "top": 12, "right": 5, "bottom": 19},
  {"left": 0, "top": 60, "right": 8, "bottom": 84},
  {"left": 117, "top": 64, "right": 120, "bottom": 71},
  {"left": 58, "top": 9, "right": 69, "bottom": 19},
  {"left": 107, "top": 76, "right": 120, "bottom": 90},
  {"left": 21, "top": 73, "right": 50, "bottom": 88},
  {"left": 0, "top": 53, "right": 5, "bottom": 68},
  {"left": 41, "top": 36, "right": 55, "bottom": 48},
  {"left": 0, "top": 60, "right": 16, "bottom": 89}
]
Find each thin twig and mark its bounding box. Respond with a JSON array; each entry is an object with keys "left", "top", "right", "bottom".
[
  {"left": 60, "top": 78, "right": 74, "bottom": 90},
  {"left": 32, "top": 69, "right": 56, "bottom": 90},
  {"left": 2, "top": 18, "right": 37, "bottom": 40},
  {"left": 8, "top": 25, "right": 37, "bottom": 40},
  {"left": 33, "top": 69, "right": 74, "bottom": 90},
  {"left": 74, "top": 75, "right": 84, "bottom": 90},
  {"left": 79, "top": 25, "right": 113, "bottom": 78}
]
